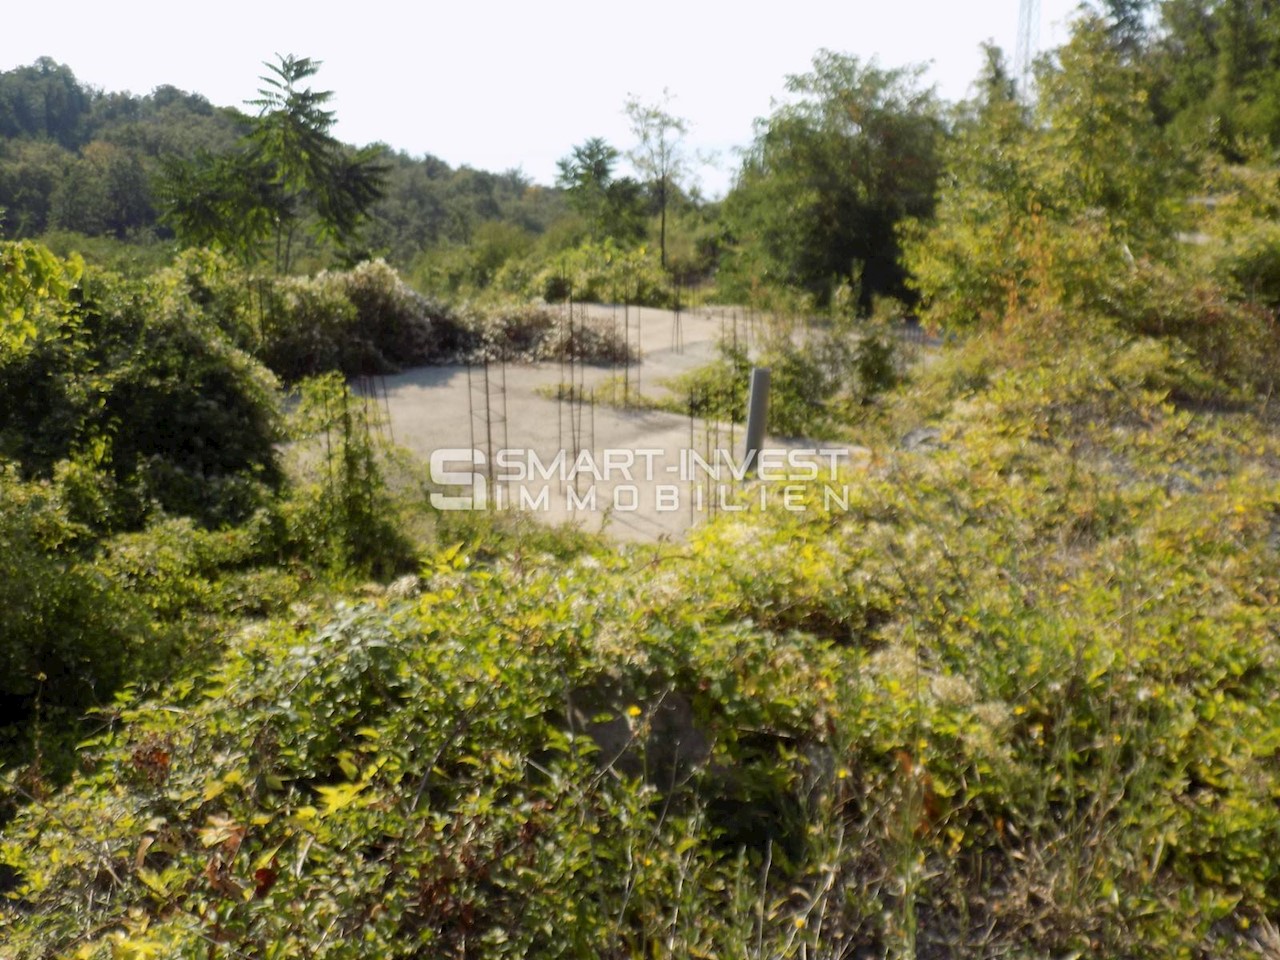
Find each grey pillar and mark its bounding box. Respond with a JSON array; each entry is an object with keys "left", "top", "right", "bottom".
[{"left": 743, "top": 366, "right": 770, "bottom": 475}]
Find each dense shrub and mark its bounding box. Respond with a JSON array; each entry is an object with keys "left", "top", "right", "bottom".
[
  {"left": 0, "top": 470, "right": 148, "bottom": 781},
  {"left": 1105, "top": 257, "right": 1280, "bottom": 398},
  {"left": 1196, "top": 162, "right": 1280, "bottom": 312},
  {"left": 495, "top": 304, "right": 631, "bottom": 364},
  {"left": 660, "top": 314, "right": 904, "bottom": 438},
  {"left": 261, "top": 259, "right": 470, "bottom": 381},
  {"left": 525, "top": 239, "right": 672, "bottom": 307},
  {"left": 256, "top": 260, "right": 630, "bottom": 380},
  {"left": 0, "top": 241, "right": 282, "bottom": 528}
]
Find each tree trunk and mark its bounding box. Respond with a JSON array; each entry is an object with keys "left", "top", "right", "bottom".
[{"left": 659, "top": 175, "right": 667, "bottom": 271}]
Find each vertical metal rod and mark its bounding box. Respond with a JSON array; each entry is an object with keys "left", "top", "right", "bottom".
[
  {"left": 573, "top": 299, "right": 583, "bottom": 496},
  {"left": 688, "top": 388, "right": 695, "bottom": 524},
  {"left": 558, "top": 294, "right": 567, "bottom": 496},
  {"left": 467, "top": 363, "right": 476, "bottom": 464},
  {"left": 635, "top": 298, "right": 641, "bottom": 396},
  {"left": 499, "top": 349, "right": 509, "bottom": 503},
  {"left": 729, "top": 310, "right": 737, "bottom": 459},
  {"left": 706, "top": 412, "right": 714, "bottom": 520},
  {"left": 378, "top": 374, "right": 394, "bottom": 442},
  {"left": 672, "top": 280, "right": 683, "bottom": 353},
  {"left": 578, "top": 303, "right": 585, "bottom": 456},
  {"left": 557, "top": 299, "right": 565, "bottom": 454},
  {"left": 483, "top": 359, "right": 494, "bottom": 492}
]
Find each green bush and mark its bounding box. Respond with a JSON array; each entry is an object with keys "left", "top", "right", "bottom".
[
  {"left": 0, "top": 469, "right": 149, "bottom": 781},
  {"left": 261, "top": 260, "right": 471, "bottom": 381},
  {"left": 661, "top": 314, "right": 902, "bottom": 438},
  {"left": 281, "top": 373, "right": 416, "bottom": 578},
  {"left": 161, "top": 247, "right": 261, "bottom": 349},
  {"left": 408, "top": 221, "right": 536, "bottom": 297},
  {"left": 666, "top": 338, "right": 752, "bottom": 422},
  {"left": 0, "top": 241, "right": 282, "bottom": 529},
  {"left": 529, "top": 239, "right": 671, "bottom": 307},
  {"left": 1105, "top": 257, "right": 1280, "bottom": 398},
  {"left": 1196, "top": 162, "right": 1280, "bottom": 311},
  {"left": 38, "top": 229, "right": 174, "bottom": 278}
]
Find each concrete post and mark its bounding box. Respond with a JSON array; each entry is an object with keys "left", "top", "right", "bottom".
[{"left": 743, "top": 366, "right": 770, "bottom": 475}]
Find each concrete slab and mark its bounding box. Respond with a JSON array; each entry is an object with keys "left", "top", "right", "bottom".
[{"left": 374, "top": 305, "right": 866, "bottom": 542}]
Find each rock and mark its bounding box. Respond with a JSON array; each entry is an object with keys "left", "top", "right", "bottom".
[
  {"left": 901, "top": 427, "right": 944, "bottom": 452},
  {"left": 568, "top": 685, "right": 711, "bottom": 784},
  {"left": 385, "top": 574, "right": 422, "bottom": 600}
]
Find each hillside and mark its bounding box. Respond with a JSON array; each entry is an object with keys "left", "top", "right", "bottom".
[{"left": 0, "top": 58, "right": 570, "bottom": 282}]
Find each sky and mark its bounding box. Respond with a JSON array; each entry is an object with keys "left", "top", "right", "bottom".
[{"left": 3, "top": 0, "right": 1082, "bottom": 197}]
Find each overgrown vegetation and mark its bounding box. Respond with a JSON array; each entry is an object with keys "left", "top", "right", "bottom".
[
  {"left": 658, "top": 309, "right": 906, "bottom": 438},
  {"left": 4, "top": 314, "right": 1280, "bottom": 956},
  {"left": 5, "top": 2, "right": 1280, "bottom": 956}
]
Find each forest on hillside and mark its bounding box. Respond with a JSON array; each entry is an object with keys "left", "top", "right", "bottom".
[
  {"left": 7, "top": 0, "right": 1280, "bottom": 315},
  {"left": 3, "top": 1, "right": 1280, "bottom": 957}
]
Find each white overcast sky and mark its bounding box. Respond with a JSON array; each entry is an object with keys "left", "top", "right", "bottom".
[{"left": 3, "top": 0, "right": 1083, "bottom": 197}]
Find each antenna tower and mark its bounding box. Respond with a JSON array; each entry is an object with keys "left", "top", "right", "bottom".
[{"left": 1015, "top": 0, "right": 1041, "bottom": 88}]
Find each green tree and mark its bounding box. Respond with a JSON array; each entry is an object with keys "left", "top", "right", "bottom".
[
  {"left": 624, "top": 90, "right": 689, "bottom": 270},
  {"left": 160, "top": 55, "right": 387, "bottom": 272},
  {"left": 723, "top": 51, "right": 943, "bottom": 310},
  {"left": 555, "top": 136, "right": 645, "bottom": 243},
  {"left": 1096, "top": 0, "right": 1155, "bottom": 57},
  {"left": 1151, "top": 0, "right": 1280, "bottom": 157},
  {"left": 900, "top": 45, "right": 1038, "bottom": 329},
  {"left": 1037, "top": 15, "right": 1179, "bottom": 237},
  {"left": 0, "top": 139, "right": 71, "bottom": 237},
  {"left": 49, "top": 140, "right": 153, "bottom": 238},
  {"left": 905, "top": 16, "right": 1186, "bottom": 331},
  {"left": 158, "top": 148, "right": 281, "bottom": 265},
  {"left": 897, "top": 16, "right": 1273, "bottom": 392},
  {"left": 0, "top": 57, "right": 93, "bottom": 149},
  {"left": 247, "top": 55, "right": 387, "bottom": 269}
]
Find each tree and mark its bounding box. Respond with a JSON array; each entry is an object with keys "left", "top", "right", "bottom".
[
  {"left": 161, "top": 55, "right": 387, "bottom": 272},
  {"left": 49, "top": 140, "right": 153, "bottom": 238},
  {"left": 1095, "top": 0, "right": 1155, "bottom": 57},
  {"left": 555, "top": 136, "right": 645, "bottom": 243},
  {"left": 159, "top": 148, "right": 281, "bottom": 265},
  {"left": 247, "top": 55, "right": 386, "bottom": 267},
  {"left": 900, "top": 45, "right": 1041, "bottom": 329},
  {"left": 904, "top": 19, "right": 1184, "bottom": 331},
  {"left": 1036, "top": 15, "right": 1178, "bottom": 236},
  {"left": 0, "top": 58, "right": 93, "bottom": 149},
  {"left": 624, "top": 90, "right": 689, "bottom": 270},
  {"left": 723, "top": 51, "right": 943, "bottom": 310},
  {"left": 1150, "top": 0, "right": 1280, "bottom": 157},
  {"left": 0, "top": 139, "right": 70, "bottom": 237}
]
